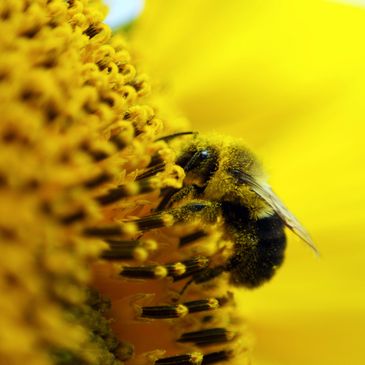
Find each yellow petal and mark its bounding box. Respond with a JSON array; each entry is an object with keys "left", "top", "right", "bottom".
[{"left": 134, "top": 0, "right": 365, "bottom": 142}]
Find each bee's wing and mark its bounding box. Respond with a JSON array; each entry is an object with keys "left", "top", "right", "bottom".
[{"left": 241, "top": 173, "right": 319, "bottom": 256}]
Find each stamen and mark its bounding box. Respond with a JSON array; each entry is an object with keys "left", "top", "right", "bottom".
[
  {"left": 139, "top": 304, "right": 188, "bottom": 319},
  {"left": 83, "top": 172, "right": 111, "bottom": 189},
  {"left": 170, "top": 256, "right": 209, "bottom": 281},
  {"left": 101, "top": 239, "right": 156, "bottom": 261},
  {"left": 138, "top": 298, "right": 219, "bottom": 319},
  {"left": 177, "top": 328, "right": 236, "bottom": 346},
  {"left": 96, "top": 179, "right": 160, "bottom": 205},
  {"left": 179, "top": 231, "right": 208, "bottom": 247},
  {"left": 109, "top": 134, "right": 127, "bottom": 150},
  {"left": 184, "top": 299, "right": 220, "bottom": 314},
  {"left": 155, "top": 352, "right": 203, "bottom": 365},
  {"left": 59, "top": 209, "right": 86, "bottom": 225},
  {"left": 96, "top": 186, "right": 136, "bottom": 205},
  {"left": 84, "top": 25, "right": 99, "bottom": 38},
  {"left": 134, "top": 213, "right": 173, "bottom": 231},
  {"left": 79, "top": 133, "right": 129, "bottom": 163},
  {"left": 83, "top": 223, "right": 136, "bottom": 237},
  {"left": 119, "top": 265, "right": 168, "bottom": 279},
  {"left": 80, "top": 144, "right": 110, "bottom": 162},
  {"left": 201, "top": 350, "right": 232, "bottom": 365},
  {"left": 118, "top": 256, "right": 209, "bottom": 280},
  {"left": 136, "top": 162, "right": 166, "bottom": 180}
]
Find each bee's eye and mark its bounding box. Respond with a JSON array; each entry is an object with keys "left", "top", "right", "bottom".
[
  {"left": 199, "top": 150, "right": 210, "bottom": 159},
  {"left": 185, "top": 149, "right": 212, "bottom": 172}
]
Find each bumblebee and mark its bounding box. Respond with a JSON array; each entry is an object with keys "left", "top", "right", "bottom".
[
  {"left": 127, "top": 132, "right": 318, "bottom": 289},
  {"left": 85, "top": 132, "right": 318, "bottom": 365}
]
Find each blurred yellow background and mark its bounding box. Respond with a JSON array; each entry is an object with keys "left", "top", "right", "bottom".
[{"left": 126, "top": 1, "right": 365, "bottom": 364}]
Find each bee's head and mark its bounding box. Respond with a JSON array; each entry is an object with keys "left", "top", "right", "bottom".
[
  {"left": 193, "top": 141, "right": 271, "bottom": 219},
  {"left": 175, "top": 138, "right": 220, "bottom": 188}
]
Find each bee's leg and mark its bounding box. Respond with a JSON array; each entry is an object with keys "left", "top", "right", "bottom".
[
  {"left": 179, "top": 230, "right": 208, "bottom": 247},
  {"left": 155, "top": 186, "right": 180, "bottom": 211},
  {"left": 178, "top": 266, "right": 226, "bottom": 296},
  {"left": 134, "top": 200, "right": 221, "bottom": 232},
  {"left": 157, "top": 184, "right": 202, "bottom": 211},
  {"left": 193, "top": 266, "right": 226, "bottom": 284},
  {"left": 179, "top": 277, "right": 195, "bottom": 296}
]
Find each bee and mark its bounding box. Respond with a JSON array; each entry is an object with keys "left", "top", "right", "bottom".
[
  {"left": 127, "top": 132, "right": 318, "bottom": 289},
  {"left": 87, "top": 132, "right": 318, "bottom": 365}
]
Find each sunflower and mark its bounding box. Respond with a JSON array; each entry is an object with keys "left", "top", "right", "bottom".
[
  {"left": 0, "top": 0, "right": 187, "bottom": 364},
  {"left": 1, "top": 1, "right": 364, "bottom": 365}
]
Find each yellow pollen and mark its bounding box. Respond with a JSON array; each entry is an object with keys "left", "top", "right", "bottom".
[
  {"left": 133, "top": 247, "right": 149, "bottom": 262},
  {"left": 154, "top": 266, "right": 168, "bottom": 279}
]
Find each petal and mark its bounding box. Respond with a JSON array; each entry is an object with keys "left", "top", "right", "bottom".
[{"left": 134, "top": 0, "right": 365, "bottom": 144}]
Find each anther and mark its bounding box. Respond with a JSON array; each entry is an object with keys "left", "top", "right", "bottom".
[
  {"left": 118, "top": 256, "right": 208, "bottom": 280},
  {"left": 170, "top": 256, "right": 209, "bottom": 281},
  {"left": 101, "top": 239, "right": 156, "bottom": 261},
  {"left": 79, "top": 142, "right": 109, "bottom": 162},
  {"left": 85, "top": 149, "right": 109, "bottom": 162},
  {"left": 134, "top": 213, "right": 173, "bottom": 231},
  {"left": 96, "top": 185, "right": 135, "bottom": 205},
  {"left": 59, "top": 209, "right": 86, "bottom": 225},
  {"left": 83, "top": 223, "right": 137, "bottom": 237},
  {"left": 139, "top": 298, "right": 219, "bottom": 319},
  {"left": 184, "top": 299, "right": 220, "bottom": 314},
  {"left": 119, "top": 265, "right": 168, "bottom": 279},
  {"left": 138, "top": 304, "right": 188, "bottom": 319},
  {"left": 84, "top": 25, "right": 99, "bottom": 38},
  {"left": 179, "top": 231, "right": 208, "bottom": 247},
  {"left": 155, "top": 352, "right": 203, "bottom": 365},
  {"left": 109, "top": 134, "right": 127, "bottom": 150},
  {"left": 166, "top": 262, "right": 186, "bottom": 277},
  {"left": 177, "top": 328, "right": 236, "bottom": 346},
  {"left": 83, "top": 172, "right": 111, "bottom": 189},
  {"left": 201, "top": 350, "right": 233, "bottom": 365},
  {"left": 96, "top": 179, "right": 160, "bottom": 205}
]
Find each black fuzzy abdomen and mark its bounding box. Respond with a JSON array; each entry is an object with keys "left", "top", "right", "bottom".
[
  {"left": 222, "top": 203, "right": 287, "bottom": 288},
  {"left": 250, "top": 214, "right": 287, "bottom": 286}
]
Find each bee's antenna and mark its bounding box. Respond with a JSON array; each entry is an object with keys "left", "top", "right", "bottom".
[{"left": 155, "top": 131, "right": 198, "bottom": 143}]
